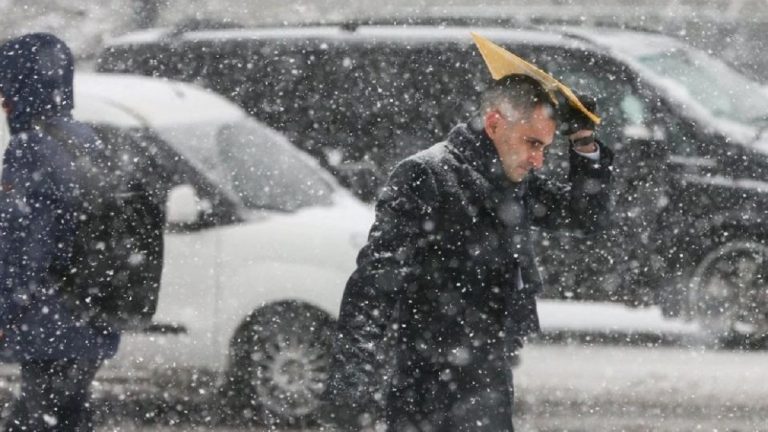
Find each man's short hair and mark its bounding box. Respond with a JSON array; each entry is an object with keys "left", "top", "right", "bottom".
[{"left": 480, "top": 74, "right": 556, "bottom": 121}]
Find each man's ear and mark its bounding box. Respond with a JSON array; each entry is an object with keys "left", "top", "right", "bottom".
[
  {"left": 1, "top": 98, "right": 10, "bottom": 116},
  {"left": 484, "top": 110, "right": 503, "bottom": 139}
]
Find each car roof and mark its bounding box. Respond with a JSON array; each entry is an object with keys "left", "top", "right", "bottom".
[
  {"left": 73, "top": 72, "right": 245, "bottom": 129},
  {"left": 556, "top": 26, "right": 687, "bottom": 58},
  {"left": 106, "top": 24, "right": 592, "bottom": 51}
]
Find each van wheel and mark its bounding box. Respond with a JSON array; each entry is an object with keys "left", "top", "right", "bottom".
[
  {"left": 225, "top": 301, "right": 333, "bottom": 423},
  {"left": 687, "top": 240, "right": 768, "bottom": 346}
]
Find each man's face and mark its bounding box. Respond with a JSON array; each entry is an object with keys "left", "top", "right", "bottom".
[{"left": 485, "top": 104, "right": 556, "bottom": 182}]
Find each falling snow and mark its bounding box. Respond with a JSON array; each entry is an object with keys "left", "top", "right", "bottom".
[{"left": 2, "top": 2, "right": 768, "bottom": 431}]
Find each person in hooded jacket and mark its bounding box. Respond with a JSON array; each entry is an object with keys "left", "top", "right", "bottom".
[
  {"left": 323, "top": 49, "right": 614, "bottom": 431},
  {"left": 0, "top": 33, "right": 120, "bottom": 432}
]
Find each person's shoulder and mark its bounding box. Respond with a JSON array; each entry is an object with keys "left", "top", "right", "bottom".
[
  {"left": 397, "top": 141, "right": 455, "bottom": 176},
  {"left": 382, "top": 141, "right": 462, "bottom": 206},
  {"left": 380, "top": 143, "right": 444, "bottom": 198},
  {"left": 412, "top": 140, "right": 452, "bottom": 162}
]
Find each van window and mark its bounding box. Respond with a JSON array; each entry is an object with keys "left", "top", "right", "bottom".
[
  {"left": 158, "top": 119, "right": 334, "bottom": 212},
  {"left": 216, "top": 119, "right": 334, "bottom": 211}
]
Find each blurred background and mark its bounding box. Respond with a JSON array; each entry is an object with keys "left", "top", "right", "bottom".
[
  {"left": 3, "top": 2, "right": 768, "bottom": 431},
  {"left": 1, "top": 0, "right": 766, "bottom": 83}
]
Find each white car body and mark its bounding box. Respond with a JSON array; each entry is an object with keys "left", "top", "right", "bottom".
[{"left": 1, "top": 73, "right": 374, "bottom": 381}]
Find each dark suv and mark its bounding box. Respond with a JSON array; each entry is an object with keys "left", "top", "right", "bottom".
[{"left": 97, "top": 24, "right": 768, "bottom": 344}]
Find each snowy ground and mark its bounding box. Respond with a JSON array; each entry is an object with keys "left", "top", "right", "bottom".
[
  {"left": 81, "top": 342, "right": 768, "bottom": 431},
  {"left": 514, "top": 343, "right": 768, "bottom": 431},
  {"left": 3, "top": 300, "right": 765, "bottom": 431},
  {"left": 84, "top": 342, "right": 768, "bottom": 431},
  {"left": 537, "top": 299, "right": 700, "bottom": 336}
]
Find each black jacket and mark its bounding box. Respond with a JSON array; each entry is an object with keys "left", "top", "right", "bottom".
[{"left": 326, "top": 121, "right": 613, "bottom": 431}]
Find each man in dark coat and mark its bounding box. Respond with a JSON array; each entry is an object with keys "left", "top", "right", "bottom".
[
  {"left": 323, "top": 63, "right": 613, "bottom": 429},
  {"left": 0, "top": 33, "right": 120, "bottom": 431}
]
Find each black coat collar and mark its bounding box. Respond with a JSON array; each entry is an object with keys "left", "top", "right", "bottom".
[{"left": 446, "top": 121, "right": 526, "bottom": 213}]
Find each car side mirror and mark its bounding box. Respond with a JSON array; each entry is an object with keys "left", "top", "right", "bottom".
[{"left": 166, "top": 184, "right": 212, "bottom": 231}]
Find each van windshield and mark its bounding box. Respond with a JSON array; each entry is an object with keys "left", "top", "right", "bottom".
[
  {"left": 158, "top": 118, "right": 334, "bottom": 212},
  {"left": 216, "top": 119, "right": 334, "bottom": 211},
  {"left": 636, "top": 48, "right": 768, "bottom": 126}
]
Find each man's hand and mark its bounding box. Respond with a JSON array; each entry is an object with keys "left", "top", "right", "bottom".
[
  {"left": 558, "top": 93, "right": 598, "bottom": 137},
  {"left": 569, "top": 129, "right": 598, "bottom": 154},
  {"left": 558, "top": 92, "right": 599, "bottom": 154}
]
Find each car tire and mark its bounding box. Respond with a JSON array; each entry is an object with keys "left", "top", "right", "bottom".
[
  {"left": 223, "top": 300, "right": 334, "bottom": 424},
  {"left": 686, "top": 238, "right": 768, "bottom": 347}
]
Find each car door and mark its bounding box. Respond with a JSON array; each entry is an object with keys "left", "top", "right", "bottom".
[
  {"left": 152, "top": 189, "right": 220, "bottom": 368},
  {"left": 96, "top": 128, "right": 222, "bottom": 375},
  {"left": 208, "top": 119, "right": 367, "bottom": 356}
]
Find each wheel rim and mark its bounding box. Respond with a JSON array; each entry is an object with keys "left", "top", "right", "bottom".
[
  {"left": 689, "top": 241, "right": 768, "bottom": 338},
  {"left": 247, "top": 315, "right": 330, "bottom": 418}
]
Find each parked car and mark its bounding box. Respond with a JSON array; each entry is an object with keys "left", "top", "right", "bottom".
[
  {"left": 96, "top": 23, "right": 768, "bottom": 345},
  {"left": 0, "top": 72, "right": 374, "bottom": 421}
]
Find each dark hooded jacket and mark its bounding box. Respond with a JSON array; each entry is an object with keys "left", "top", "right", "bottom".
[
  {"left": 326, "top": 120, "right": 613, "bottom": 430},
  {"left": 0, "top": 33, "right": 120, "bottom": 361}
]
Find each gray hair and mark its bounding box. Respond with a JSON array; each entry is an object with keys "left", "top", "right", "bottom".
[{"left": 480, "top": 74, "right": 556, "bottom": 121}]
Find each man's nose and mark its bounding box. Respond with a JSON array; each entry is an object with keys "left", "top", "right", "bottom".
[{"left": 529, "top": 151, "right": 545, "bottom": 169}]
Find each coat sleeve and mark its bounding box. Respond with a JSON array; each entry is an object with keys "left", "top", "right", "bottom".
[
  {"left": 0, "top": 135, "right": 81, "bottom": 330},
  {"left": 0, "top": 140, "right": 46, "bottom": 329},
  {"left": 527, "top": 141, "right": 614, "bottom": 233},
  {"left": 0, "top": 164, "right": 16, "bottom": 330},
  {"left": 326, "top": 158, "right": 439, "bottom": 408}
]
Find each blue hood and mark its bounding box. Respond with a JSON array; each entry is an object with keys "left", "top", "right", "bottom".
[{"left": 0, "top": 33, "right": 74, "bottom": 134}]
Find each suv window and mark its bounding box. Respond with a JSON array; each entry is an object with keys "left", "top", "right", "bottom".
[
  {"left": 529, "top": 48, "right": 649, "bottom": 143},
  {"left": 662, "top": 108, "right": 702, "bottom": 157},
  {"left": 638, "top": 48, "right": 768, "bottom": 127},
  {"left": 97, "top": 36, "right": 683, "bottom": 196},
  {"left": 301, "top": 42, "right": 484, "bottom": 169}
]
